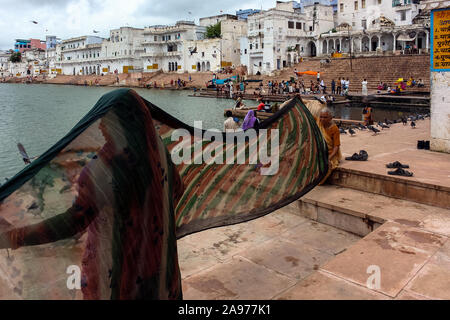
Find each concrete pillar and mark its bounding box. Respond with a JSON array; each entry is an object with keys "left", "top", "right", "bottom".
[
  {"left": 430, "top": 8, "right": 450, "bottom": 153},
  {"left": 360, "top": 38, "right": 363, "bottom": 52},
  {"left": 431, "top": 72, "right": 450, "bottom": 153},
  {"left": 369, "top": 37, "right": 372, "bottom": 51},
  {"left": 426, "top": 31, "right": 429, "bottom": 49},
  {"left": 350, "top": 37, "right": 354, "bottom": 54},
  {"left": 378, "top": 35, "right": 381, "bottom": 50}
]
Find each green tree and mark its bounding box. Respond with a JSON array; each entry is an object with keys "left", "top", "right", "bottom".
[
  {"left": 10, "top": 52, "right": 21, "bottom": 63},
  {"left": 206, "top": 22, "right": 221, "bottom": 39}
]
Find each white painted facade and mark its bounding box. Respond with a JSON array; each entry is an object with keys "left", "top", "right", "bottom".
[
  {"left": 142, "top": 21, "right": 205, "bottom": 73},
  {"left": 56, "top": 29, "right": 146, "bottom": 75},
  {"left": 336, "top": 0, "right": 420, "bottom": 30},
  {"left": 102, "top": 27, "right": 145, "bottom": 74},
  {"left": 0, "top": 51, "right": 10, "bottom": 77},
  {"left": 241, "top": 1, "right": 334, "bottom": 75},
  {"left": 141, "top": 17, "right": 246, "bottom": 73}
]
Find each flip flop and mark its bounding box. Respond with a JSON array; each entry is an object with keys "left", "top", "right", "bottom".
[
  {"left": 345, "top": 150, "right": 368, "bottom": 161},
  {"left": 345, "top": 153, "right": 360, "bottom": 161},
  {"left": 388, "top": 168, "right": 414, "bottom": 177},
  {"left": 386, "top": 161, "right": 409, "bottom": 169}
]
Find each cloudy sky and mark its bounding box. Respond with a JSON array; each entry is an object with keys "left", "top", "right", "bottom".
[{"left": 0, "top": 0, "right": 276, "bottom": 50}]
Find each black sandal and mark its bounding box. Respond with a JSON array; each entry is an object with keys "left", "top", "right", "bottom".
[
  {"left": 345, "top": 150, "right": 368, "bottom": 161},
  {"left": 388, "top": 168, "right": 414, "bottom": 177},
  {"left": 386, "top": 161, "right": 409, "bottom": 169}
]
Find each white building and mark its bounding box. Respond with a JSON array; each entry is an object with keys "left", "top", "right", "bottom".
[
  {"left": 188, "top": 15, "right": 247, "bottom": 72},
  {"left": 241, "top": 0, "right": 334, "bottom": 75},
  {"left": 57, "top": 28, "right": 145, "bottom": 75},
  {"left": 141, "top": 21, "right": 205, "bottom": 73},
  {"left": 57, "top": 35, "right": 104, "bottom": 75},
  {"left": 0, "top": 51, "right": 11, "bottom": 77},
  {"left": 319, "top": 0, "right": 430, "bottom": 56},
  {"left": 45, "top": 47, "right": 58, "bottom": 76},
  {"left": 101, "top": 27, "right": 145, "bottom": 74},
  {"left": 336, "top": 0, "right": 420, "bottom": 30}
]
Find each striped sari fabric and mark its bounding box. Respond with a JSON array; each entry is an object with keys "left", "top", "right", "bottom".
[{"left": 0, "top": 89, "right": 328, "bottom": 299}]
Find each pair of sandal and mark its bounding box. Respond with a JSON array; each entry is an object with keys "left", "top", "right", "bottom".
[
  {"left": 417, "top": 140, "right": 430, "bottom": 150},
  {"left": 386, "top": 161, "right": 413, "bottom": 177},
  {"left": 345, "top": 150, "right": 368, "bottom": 161}
]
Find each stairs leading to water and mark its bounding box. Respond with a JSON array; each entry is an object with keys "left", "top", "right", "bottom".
[{"left": 264, "top": 55, "right": 431, "bottom": 94}]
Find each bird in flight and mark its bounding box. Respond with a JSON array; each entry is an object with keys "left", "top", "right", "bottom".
[
  {"left": 30, "top": 20, "right": 38, "bottom": 24},
  {"left": 93, "top": 30, "right": 100, "bottom": 33}
]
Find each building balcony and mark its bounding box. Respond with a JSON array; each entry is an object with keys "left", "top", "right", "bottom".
[
  {"left": 249, "top": 50, "right": 263, "bottom": 57},
  {"left": 60, "top": 55, "right": 139, "bottom": 63},
  {"left": 141, "top": 51, "right": 182, "bottom": 58},
  {"left": 143, "top": 28, "right": 187, "bottom": 35},
  {"left": 286, "top": 30, "right": 304, "bottom": 38},
  {"left": 142, "top": 39, "right": 183, "bottom": 45},
  {"left": 392, "top": 0, "right": 415, "bottom": 7}
]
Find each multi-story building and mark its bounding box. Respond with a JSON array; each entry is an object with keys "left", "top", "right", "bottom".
[
  {"left": 241, "top": 0, "right": 334, "bottom": 75},
  {"left": 141, "top": 21, "right": 206, "bottom": 73},
  {"left": 0, "top": 51, "right": 11, "bottom": 77},
  {"left": 45, "top": 47, "right": 58, "bottom": 76},
  {"left": 46, "top": 36, "right": 58, "bottom": 50},
  {"left": 319, "top": 0, "right": 430, "bottom": 56},
  {"left": 56, "top": 28, "right": 146, "bottom": 76},
  {"left": 14, "top": 38, "right": 46, "bottom": 53},
  {"left": 57, "top": 35, "right": 104, "bottom": 75}
]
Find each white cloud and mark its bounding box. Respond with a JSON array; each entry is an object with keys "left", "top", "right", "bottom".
[{"left": 0, "top": 0, "right": 275, "bottom": 50}]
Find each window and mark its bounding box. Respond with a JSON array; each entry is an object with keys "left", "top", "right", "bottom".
[
  {"left": 352, "top": 22, "right": 356, "bottom": 26},
  {"left": 202, "top": 52, "right": 205, "bottom": 57},
  {"left": 309, "top": 26, "right": 313, "bottom": 31},
  {"left": 262, "top": 43, "right": 264, "bottom": 49},
  {"left": 250, "top": 44, "right": 253, "bottom": 50},
  {"left": 378, "top": 0, "right": 382, "bottom": 3},
  {"left": 244, "top": 49, "right": 247, "bottom": 54},
  {"left": 362, "top": 0, "right": 366, "bottom": 8},
  {"left": 154, "top": 36, "right": 157, "bottom": 41},
  {"left": 362, "top": 19, "right": 367, "bottom": 29},
  {"left": 303, "top": 23, "right": 306, "bottom": 30},
  {"left": 288, "top": 21, "right": 294, "bottom": 29},
  {"left": 354, "top": 1, "right": 358, "bottom": 10},
  {"left": 256, "top": 43, "right": 258, "bottom": 49},
  {"left": 400, "top": 11, "right": 406, "bottom": 21},
  {"left": 259, "top": 62, "right": 262, "bottom": 67},
  {"left": 296, "top": 22, "right": 302, "bottom": 29},
  {"left": 340, "top": 3, "right": 344, "bottom": 11}
]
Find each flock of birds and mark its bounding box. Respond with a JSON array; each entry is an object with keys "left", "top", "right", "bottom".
[{"left": 338, "top": 113, "right": 430, "bottom": 136}]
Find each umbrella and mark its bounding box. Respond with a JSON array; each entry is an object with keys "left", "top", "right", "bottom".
[{"left": 396, "top": 78, "right": 404, "bottom": 82}]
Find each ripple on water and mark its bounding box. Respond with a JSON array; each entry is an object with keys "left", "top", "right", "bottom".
[{"left": 0, "top": 84, "right": 238, "bottom": 179}]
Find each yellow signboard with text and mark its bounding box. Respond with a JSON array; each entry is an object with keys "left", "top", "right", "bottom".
[{"left": 431, "top": 8, "right": 450, "bottom": 71}]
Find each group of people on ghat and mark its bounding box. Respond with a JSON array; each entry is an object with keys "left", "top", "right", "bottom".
[
  {"left": 376, "top": 76, "right": 425, "bottom": 95},
  {"left": 145, "top": 77, "right": 190, "bottom": 89}
]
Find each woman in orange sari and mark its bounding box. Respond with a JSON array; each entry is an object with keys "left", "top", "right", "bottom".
[{"left": 316, "top": 108, "right": 342, "bottom": 184}]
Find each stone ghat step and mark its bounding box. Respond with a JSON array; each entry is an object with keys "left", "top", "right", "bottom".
[
  {"left": 298, "top": 185, "right": 450, "bottom": 238},
  {"left": 330, "top": 167, "right": 450, "bottom": 210},
  {"left": 293, "top": 185, "right": 450, "bottom": 299}
]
